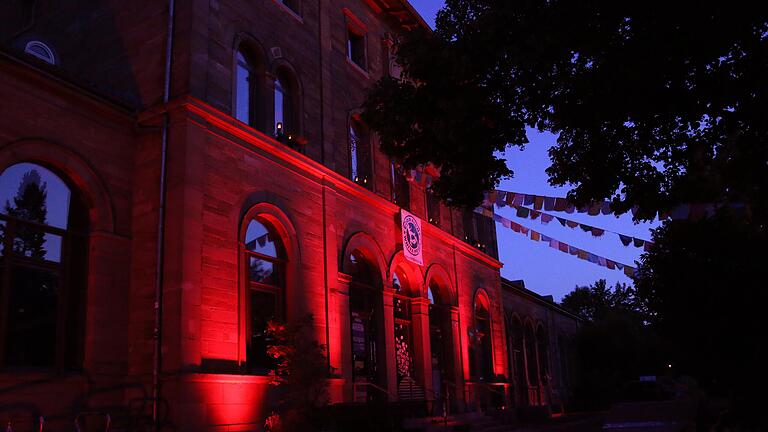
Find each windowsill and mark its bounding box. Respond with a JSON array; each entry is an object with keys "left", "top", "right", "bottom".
[
  {"left": 346, "top": 56, "right": 370, "bottom": 79},
  {"left": 270, "top": 0, "right": 304, "bottom": 23}
]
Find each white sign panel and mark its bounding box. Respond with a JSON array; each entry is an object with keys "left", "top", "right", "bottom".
[{"left": 401, "top": 209, "right": 423, "bottom": 266}]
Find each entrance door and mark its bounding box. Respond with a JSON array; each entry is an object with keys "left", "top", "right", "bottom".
[{"left": 350, "top": 284, "right": 381, "bottom": 402}]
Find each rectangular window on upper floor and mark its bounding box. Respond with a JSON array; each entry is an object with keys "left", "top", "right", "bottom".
[
  {"left": 343, "top": 8, "right": 368, "bottom": 72},
  {"left": 426, "top": 189, "right": 441, "bottom": 228},
  {"left": 391, "top": 163, "right": 410, "bottom": 211}
]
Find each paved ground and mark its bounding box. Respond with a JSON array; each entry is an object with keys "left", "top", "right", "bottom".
[{"left": 514, "top": 413, "right": 606, "bottom": 432}]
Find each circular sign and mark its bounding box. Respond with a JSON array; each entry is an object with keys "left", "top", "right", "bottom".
[{"left": 402, "top": 214, "right": 422, "bottom": 256}]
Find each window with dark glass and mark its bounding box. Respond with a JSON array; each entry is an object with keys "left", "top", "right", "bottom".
[
  {"left": 391, "top": 163, "right": 410, "bottom": 210},
  {"left": 244, "top": 218, "right": 285, "bottom": 373},
  {"left": 347, "top": 27, "right": 366, "bottom": 70},
  {"left": 426, "top": 189, "right": 441, "bottom": 227},
  {"left": 235, "top": 47, "right": 261, "bottom": 128},
  {"left": 349, "top": 119, "right": 372, "bottom": 189},
  {"left": 0, "top": 163, "right": 87, "bottom": 369},
  {"left": 470, "top": 297, "right": 493, "bottom": 381},
  {"left": 279, "top": 0, "right": 299, "bottom": 14},
  {"left": 392, "top": 272, "right": 415, "bottom": 395},
  {"left": 348, "top": 250, "right": 384, "bottom": 402}
]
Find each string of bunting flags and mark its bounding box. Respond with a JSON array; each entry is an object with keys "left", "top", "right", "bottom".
[
  {"left": 484, "top": 189, "right": 721, "bottom": 221},
  {"left": 506, "top": 204, "right": 654, "bottom": 251},
  {"left": 475, "top": 207, "right": 638, "bottom": 277}
]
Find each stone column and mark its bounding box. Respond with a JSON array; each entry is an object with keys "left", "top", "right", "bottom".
[
  {"left": 449, "top": 306, "right": 465, "bottom": 411},
  {"left": 334, "top": 273, "right": 352, "bottom": 402}
]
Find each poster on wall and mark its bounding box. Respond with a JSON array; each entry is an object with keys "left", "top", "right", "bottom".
[{"left": 401, "top": 209, "right": 423, "bottom": 266}]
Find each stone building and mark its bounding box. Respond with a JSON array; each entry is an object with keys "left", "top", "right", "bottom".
[{"left": 0, "top": 1, "right": 577, "bottom": 430}]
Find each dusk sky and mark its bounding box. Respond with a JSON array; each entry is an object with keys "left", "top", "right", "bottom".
[{"left": 409, "top": 0, "right": 660, "bottom": 300}]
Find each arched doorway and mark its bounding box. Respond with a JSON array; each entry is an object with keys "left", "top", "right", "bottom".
[
  {"left": 470, "top": 291, "right": 494, "bottom": 382},
  {"left": 427, "top": 281, "right": 455, "bottom": 412},
  {"left": 348, "top": 249, "right": 385, "bottom": 402}
]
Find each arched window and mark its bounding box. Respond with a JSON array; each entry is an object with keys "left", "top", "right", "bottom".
[
  {"left": 243, "top": 218, "right": 285, "bottom": 373},
  {"left": 393, "top": 271, "right": 415, "bottom": 394},
  {"left": 348, "top": 250, "right": 384, "bottom": 401},
  {"left": 24, "top": 41, "right": 56, "bottom": 65},
  {"left": 470, "top": 292, "right": 493, "bottom": 381},
  {"left": 428, "top": 280, "right": 454, "bottom": 402},
  {"left": 0, "top": 162, "right": 87, "bottom": 368},
  {"left": 524, "top": 323, "right": 538, "bottom": 387},
  {"left": 536, "top": 325, "right": 549, "bottom": 384},
  {"left": 349, "top": 117, "right": 372, "bottom": 189},
  {"left": 273, "top": 68, "right": 300, "bottom": 141},
  {"left": 234, "top": 45, "right": 264, "bottom": 129}
]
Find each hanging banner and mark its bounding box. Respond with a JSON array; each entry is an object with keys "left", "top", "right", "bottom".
[{"left": 401, "top": 209, "right": 423, "bottom": 266}]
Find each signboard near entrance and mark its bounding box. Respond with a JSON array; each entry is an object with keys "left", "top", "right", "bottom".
[{"left": 401, "top": 209, "right": 423, "bottom": 266}]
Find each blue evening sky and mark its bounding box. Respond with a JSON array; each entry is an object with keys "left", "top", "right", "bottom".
[{"left": 408, "top": 0, "right": 659, "bottom": 300}]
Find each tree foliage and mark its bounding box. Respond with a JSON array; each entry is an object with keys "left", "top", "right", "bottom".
[
  {"left": 3, "top": 169, "right": 48, "bottom": 258},
  {"left": 363, "top": 1, "right": 768, "bottom": 217},
  {"left": 561, "top": 280, "right": 665, "bottom": 410},
  {"left": 265, "top": 314, "right": 328, "bottom": 432}
]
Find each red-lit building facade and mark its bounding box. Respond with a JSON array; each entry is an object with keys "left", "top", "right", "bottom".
[{"left": 0, "top": 1, "right": 578, "bottom": 430}]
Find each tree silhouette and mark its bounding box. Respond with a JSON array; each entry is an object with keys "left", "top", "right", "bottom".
[{"left": 4, "top": 169, "right": 48, "bottom": 259}]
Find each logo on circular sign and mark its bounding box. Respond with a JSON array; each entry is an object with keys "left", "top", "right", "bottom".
[{"left": 402, "top": 214, "right": 421, "bottom": 255}]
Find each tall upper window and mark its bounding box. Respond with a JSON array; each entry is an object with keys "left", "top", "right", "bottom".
[
  {"left": 349, "top": 118, "right": 372, "bottom": 189},
  {"left": 243, "top": 218, "right": 285, "bottom": 373},
  {"left": 344, "top": 12, "right": 367, "bottom": 71},
  {"left": 24, "top": 41, "right": 56, "bottom": 65},
  {"left": 426, "top": 189, "right": 441, "bottom": 227},
  {"left": 0, "top": 163, "right": 87, "bottom": 368},
  {"left": 391, "top": 163, "right": 410, "bottom": 210},
  {"left": 235, "top": 46, "right": 262, "bottom": 129},
  {"left": 273, "top": 69, "right": 299, "bottom": 145}
]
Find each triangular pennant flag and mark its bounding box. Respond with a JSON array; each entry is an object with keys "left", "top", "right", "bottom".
[
  {"left": 564, "top": 204, "right": 575, "bottom": 214},
  {"left": 512, "top": 193, "right": 525, "bottom": 206},
  {"left": 578, "top": 250, "right": 588, "bottom": 260},
  {"left": 619, "top": 234, "right": 632, "bottom": 246},
  {"left": 591, "top": 228, "right": 605, "bottom": 237},
  {"left": 588, "top": 253, "right": 599, "bottom": 263},
  {"left": 598, "top": 256, "right": 607, "bottom": 267},
  {"left": 624, "top": 266, "right": 636, "bottom": 277},
  {"left": 556, "top": 217, "right": 567, "bottom": 227},
  {"left": 566, "top": 220, "right": 579, "bottom": 228},
  {"left": 530, "top": 210, "right": 541, "bottom": 220},
  {"left": 541, "top": 214, "right": 554, "bottom": 224},
  {"left": 520, "top": 226, "right": 529, "bottom": 235},
  {"left": 531, "top": 231, "right": 541, "bottom": 241},
  {"left": 516, "top": 206, "right": 530, "bottom": 218},
  {"left": 534, "top": 196, "right": 545, "bottom": 210},
  {"left": 549, "top": 239, "right": 559, "bottom": 249},
  {"left": 633, "top": 237, "right": 644, "bottom": 248},
  {"left": 615, "top": 262, "right": 624, "bottom": 270},
  {"left": 568, "top": 245, "right": 579, "bottom": 255},
  {"left": 606, "top": 260, "right": 616, "bottom": 270},
  {"left": 579, "top": 224, "right": 592, "bottom": 232},
  {"left": 541, "top": 235, "right": 551, "bottom": 242},
  {"left": 511, "top": 222, "right": 521, "bottom": 233},
  {"left": 559, "top": 242, "right": 569, "bottom": 253}
]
